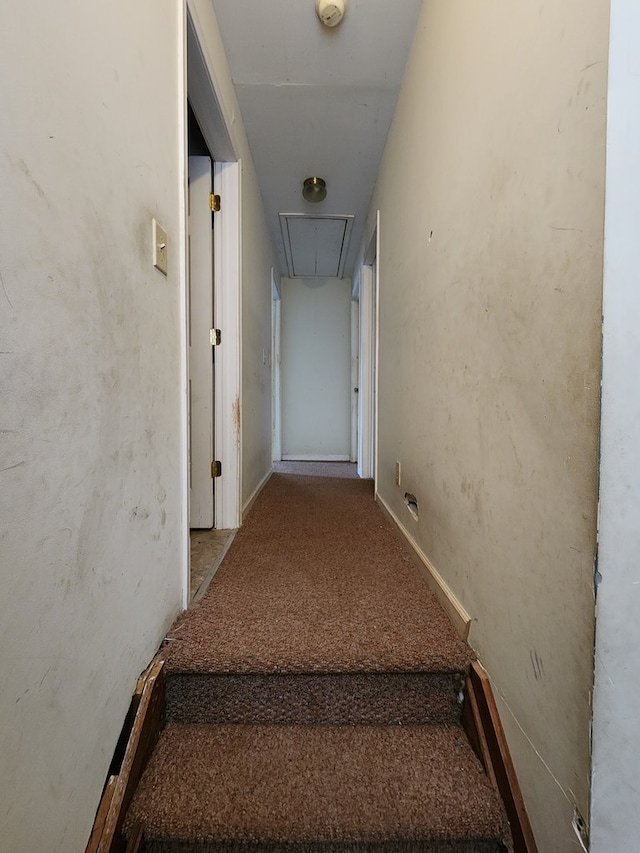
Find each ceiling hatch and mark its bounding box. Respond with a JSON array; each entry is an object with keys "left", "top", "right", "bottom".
[{"left": 279, "top": 214, "right": 355, "bottom": 279}]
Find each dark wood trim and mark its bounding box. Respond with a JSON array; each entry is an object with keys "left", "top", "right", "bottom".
[
  {"left": 86, "top": 775, "right": 117, "bottom": 853},
  {"left": 124, "top": 822, "right": 144, "bottom": 853},
  {"left": 462, "top": 662, "right": 538, "bottom": 853},
  {"left": 86, "top": 658, "right": 165, "bottom": 853},
  {"left": 461, "top": 672, "right": 499, "bottom": 791}
]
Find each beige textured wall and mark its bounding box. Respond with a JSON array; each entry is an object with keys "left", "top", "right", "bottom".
[
  {"left": 0, "top": 1, "right": 185, "bottom": 848},
  {"left": 367, "top": 2, "right": 608, "bottom": 849}
]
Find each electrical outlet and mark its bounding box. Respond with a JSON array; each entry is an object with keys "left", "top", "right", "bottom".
[
  {"left": 404, "top": 492, "right": 418, "bottom": 521},
  {"left": 152, "top": 218, "right": 168, "bottom": 276},
  {"left": 395, "top": 461, "right": 401, "bottom": 487}
]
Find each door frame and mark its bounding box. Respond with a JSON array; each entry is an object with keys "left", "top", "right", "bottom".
[
  {"left": 350, "top": 298, "right": 359, "bottom": 463},
  {"left": 357, "top": 211, "right": 380, "bottom": 491},
  {"left": 271, "top": 268, "right": 282, "bottom": 462},
  {"left": 180, "top": 1, "right": 242, "bottom": 604}
]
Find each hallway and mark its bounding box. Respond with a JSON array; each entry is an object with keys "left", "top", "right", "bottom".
[
  {"left": 4, "top": 1, "right": 640, "bottom": 850},
  {"left": 124, "top": 465, "right": 511, "bottom": 850}
]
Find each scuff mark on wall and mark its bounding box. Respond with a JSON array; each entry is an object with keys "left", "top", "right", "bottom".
[
  {"left": 233, "top": 395, "right": 241, "bottom": 449},
  {"left": 1, "top": 461, "right": 26, "bottom": 473},
  {"left": 530, "top": 650, "right": 545, "bottom": 682},
  {"left": 39, "top": 668, "right": 53, "bottom": 689},
  {"left": 129, "top": 507, "right": 150, "bottom": 522},
  {"left": 10, "top": 154, "right": 49, "bottom": 202},
  {"left": 0, "top": 270, "right": 14, "bottom": 309}
]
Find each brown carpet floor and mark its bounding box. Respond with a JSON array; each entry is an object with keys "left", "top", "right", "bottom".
[
  {"left": 165, "top": 474, "right": 473, "bottom": 675},
  {"left": 125, "top": 472, "right": 510, "bottom": 852}
]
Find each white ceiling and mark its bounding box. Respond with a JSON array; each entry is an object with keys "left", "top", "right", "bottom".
[{"left": 210, "top": 0, "right": 423, "bottom": 278}]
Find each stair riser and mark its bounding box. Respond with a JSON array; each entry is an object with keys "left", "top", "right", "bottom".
[
  {"left": 141, "top": 840, "right": 506, "bottom": 853},
  {"left": 166, "top": 672, "right": 464, "bottom": 725}
]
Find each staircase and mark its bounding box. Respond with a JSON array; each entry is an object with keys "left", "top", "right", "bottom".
[
  {"left": 111, "top": 473, "right": 518, "bottom": 852},
  {"left": 124, "top": 690, "right": 509, "bottom": 853}
]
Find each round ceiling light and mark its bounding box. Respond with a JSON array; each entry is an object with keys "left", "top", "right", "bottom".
[
  {"left": 316, "top": 0, "right": 347, "bottom": 28},
  {"left": 302, "top": 177, "right": 327, "bottom": 203}
]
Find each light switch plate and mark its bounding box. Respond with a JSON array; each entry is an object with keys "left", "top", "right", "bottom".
[{"left": 152, "top": 218, "right": 168, "bottom": 275}]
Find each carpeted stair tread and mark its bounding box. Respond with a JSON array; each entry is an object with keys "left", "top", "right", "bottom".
[
  {"left": 125, "top": 722, "right": 510, "bottom": 850},
  {"left": 164, "top": 475, "right": 473, "bottom": 677},
  {"left": 166, "top": 672, "right": 464, "bottom": 725}
]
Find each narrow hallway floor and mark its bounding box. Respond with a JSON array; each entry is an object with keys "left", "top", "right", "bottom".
[
  {"left": 189, "top": 465, "right": 354, "bottom": 601},
  {"left": 173, "top": 469, "right": 472, "bottom": 675}
]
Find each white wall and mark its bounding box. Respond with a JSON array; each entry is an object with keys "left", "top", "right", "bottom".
[
  {"left": 591, "top": 1, "right": 640, "bottom": 848},
  {"left": 0, "top": 2, "right": 186, "bottom": 849},
  {"left": 362, "top": 1, "right": 609, "bottom": 849},
  {"left": 281, "top": 277, "right": 352, "bottom": 460}
]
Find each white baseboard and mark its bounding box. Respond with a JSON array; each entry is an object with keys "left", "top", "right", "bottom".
[
  {"left": 376, "top": 494, "right": 471, "bottom": 641},
  {"left": 281, "top": 454, "right": 351, "bottom": 462},
  {"left": 242, "top": 468, "right": 272, "bottom": 519}
]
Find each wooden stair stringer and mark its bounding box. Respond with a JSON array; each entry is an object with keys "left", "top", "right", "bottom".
[
  {"left": 461, "top": 662, "right": 538, "bottom": 853},
  {"left": 85, "top": 658, "right": 165, "bottom": 853}
]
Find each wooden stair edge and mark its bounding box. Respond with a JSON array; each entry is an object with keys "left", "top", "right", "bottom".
[
  {"left": 85, "top": 657, "right": 165, "bottom": 853},
  {"left": 124, "top": 822, "right": 145, "bottom": 853},
  {"left": 462, "top": 661, "right": 538, "bottom": 853}
]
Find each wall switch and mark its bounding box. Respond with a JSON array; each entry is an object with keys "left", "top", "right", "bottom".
[{"left": 152, "top": 218, "right": 168, "bottom": 275}]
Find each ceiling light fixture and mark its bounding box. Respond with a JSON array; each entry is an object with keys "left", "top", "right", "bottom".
[
  {"left": 302, "top": 177, "right": 327, "bottom": 203},
  {"left": 316, "top": 0, "right": 347, "bottom": 28}
]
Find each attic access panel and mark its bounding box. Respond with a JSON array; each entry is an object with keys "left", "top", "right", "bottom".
[{"left": 279, "top": 214, "right": 355, "bottom": 278}]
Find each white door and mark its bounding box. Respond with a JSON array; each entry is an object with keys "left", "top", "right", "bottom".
[{"left": 188, "top": 155, "right": 214, "bottom": 528}]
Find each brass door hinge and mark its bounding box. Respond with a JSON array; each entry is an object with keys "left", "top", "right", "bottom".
[
  {"left": 211, "top": 460, "right": 222, "bottom": 478},
  {"left": 210, "top": 329, "right": 221, "bottom": 346},
  {"left": 210, "top": 193, "right": 221, "bottom": 212}
]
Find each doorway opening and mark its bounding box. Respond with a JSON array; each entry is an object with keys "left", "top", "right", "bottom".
[
  {"left": 187, "top": 110, "right": 234, "bottom": 601},
  {"left": 187, "top": 114, "right": 215, "bottom": 530},
  {"left": 184, "top": 6, "right": 242, "bottom": 604}
]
